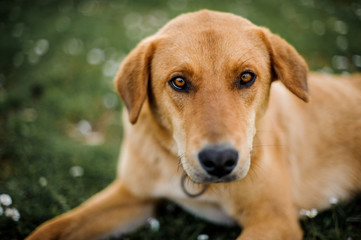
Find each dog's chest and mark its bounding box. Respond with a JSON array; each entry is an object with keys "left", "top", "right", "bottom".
[
  {"left": 154, "top": 175, "right": 236, "bottom": 225},
  {"left": 172, "top": 198, "right": 236, "bottom": 225}
]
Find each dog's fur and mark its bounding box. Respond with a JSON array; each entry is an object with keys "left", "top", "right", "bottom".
[{"left": 27, "top": 10, "right": 361, "bottom": 240}]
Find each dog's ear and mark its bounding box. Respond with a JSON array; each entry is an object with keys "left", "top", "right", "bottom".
[
  {"left": 114, "top": 37, "right": 156, "bottom": 124},
  {"left": 260, "top": 28, "right": 309, "bottom": 102}
]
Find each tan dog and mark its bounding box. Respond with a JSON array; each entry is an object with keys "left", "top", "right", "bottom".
[{"left": 27, "top": 10, "right": 361, "bottom": 240}]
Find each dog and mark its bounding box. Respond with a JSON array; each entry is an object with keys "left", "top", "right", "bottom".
[{"left": 27, "top": 10, "right": 361, "bottom": 240}]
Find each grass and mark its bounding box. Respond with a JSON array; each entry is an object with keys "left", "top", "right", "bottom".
[{"left": 0, "top": 0, "right": 361, "bottom": 239}]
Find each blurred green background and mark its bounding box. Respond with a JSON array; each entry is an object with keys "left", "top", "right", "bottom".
[{"left": 1, "top": 0, "right": 361, "bottom": 239}]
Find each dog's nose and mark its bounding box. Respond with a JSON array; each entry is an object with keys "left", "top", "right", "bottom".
[{"left": 198, "top": 146, "right": 239, "bottom": 178}]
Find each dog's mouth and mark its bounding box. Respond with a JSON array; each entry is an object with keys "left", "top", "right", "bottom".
[
  {"left": 187, "top": 173, "right": 242, "bottom": 186},
  {"left": 189, "top": 172, "right": 239, "bottom": 183},
  {"left": 180, "top": 170, "right": 241, "bottom": 198},
  {"left": 180, "top": 172, "right": 239, "bottom": 199}
]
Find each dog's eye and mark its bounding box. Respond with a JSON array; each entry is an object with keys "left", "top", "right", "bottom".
[
  {"left": 169, "top": 77, "right": 188, "bottom": 91},
  {"left": 239, "top": 72, "right": 256, "bottom": 88}
]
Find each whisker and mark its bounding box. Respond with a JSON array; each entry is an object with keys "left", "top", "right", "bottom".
[
  {"left": 248, "top": 159, "right": 261, "bottom": 183},
  {"left": 238, "top": 45, "right": 265, "bottom": 67},
  {"left": 240, "top": 56, "right": 261, "bottom": 67},
  {"left": 237, "top": 44, "right": 264, "bottom": 62},
  {"left": 177, "top": 153, "right": 185, "bottom": 172},
  {"left": 238, "top": 46, "right": 255, "bottom": 60}
]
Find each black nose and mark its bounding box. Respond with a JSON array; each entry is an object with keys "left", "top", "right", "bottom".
[{"left": 198, "top": 146, "right": 239, "bottom": 178}]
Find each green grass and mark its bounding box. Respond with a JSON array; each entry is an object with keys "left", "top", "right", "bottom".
[{"left": 1, "top": 0, "right": 361, "bottom": 239}]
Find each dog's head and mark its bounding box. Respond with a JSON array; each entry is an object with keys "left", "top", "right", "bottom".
[{"left": 115, "top": 10, "right": 308, "bottom": 183}]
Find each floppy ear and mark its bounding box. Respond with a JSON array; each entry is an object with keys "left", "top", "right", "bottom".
[
  {"left": 114, "top": 38, "right": 156, "bottom": 124},
  {"left": 260, "top": 28, "right": 309, "bottom": 102}
]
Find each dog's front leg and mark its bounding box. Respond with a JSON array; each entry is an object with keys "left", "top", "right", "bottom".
[
  {"left": 26, "top": 180, "right": 155, "bottom": 240},
  {"left": 234, "top": 202, "right": 303, "bottom": 240},
  {"left": 237, "top": 221, "right": 302, "bottom": 240}
]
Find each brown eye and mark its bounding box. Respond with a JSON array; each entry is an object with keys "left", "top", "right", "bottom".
[
  {"left": 169, "top": 77, "right": 188, "bottom": 91},
  {"left": 241, "top": 73, "right": 252, "bottom": 82},
  {"left": 174, "top": 77, "right": 186, "bottom": 87},
  {"left": 239, "top": 71, "right": 256, "bottom": 88}
]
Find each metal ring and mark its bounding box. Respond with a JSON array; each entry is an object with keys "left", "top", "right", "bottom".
[{"left": 181, "top": 173, "right": 209, "bottom": 198}]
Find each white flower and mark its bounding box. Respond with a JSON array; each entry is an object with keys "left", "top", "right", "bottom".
[
  {"left": 0, "top": 194, "right": 12, "bottom": 206},
  {"left": 69, "top": 166, "right": 84, "bottom": 177},
  {"left": 39, "top": 177, "right": 48, "bottom": 187},
  {"left": 300, "top": 208, "right": 318, "bottom": 218},
  {"left": 5, "top": 208, "right": 20, "bottom": 221},
  {"left": 329, "top": 197, "right": 339, "bottom": 205},
  {"left": 77, "top": 120, "right": 92, "bottom": 136},
  {"left": 147, "top": 217, "right": 160, "bottom": 232},
  {"left": 308, "top": 208, "right": 318, "bottom": 218},
  {"left": 197, "top": 234, "right": 209, "bottom": 240}
]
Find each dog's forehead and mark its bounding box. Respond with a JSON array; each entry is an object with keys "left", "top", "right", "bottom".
[
  {"left": 157, "top": 12, "right": 259, "bottom": 49},
  {"left": 153, "top": 10, "right": 267, "bottom": 64},
  {"left": 156, "top": 27, "right": 262, "bottom": 57},
  {"left": 152, "top": 12, "right": 268, "bottom": 79},
  {"left": 158, "top": 10, "right": 254, "bottom": 35}
]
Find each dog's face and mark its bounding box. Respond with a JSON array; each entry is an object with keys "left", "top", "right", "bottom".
[
  {"left": 115, "top": 10, "right": 309, "bottom": 183},
  {"left": 150, "top": 26, "right": 272, "bottom": 183}
]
